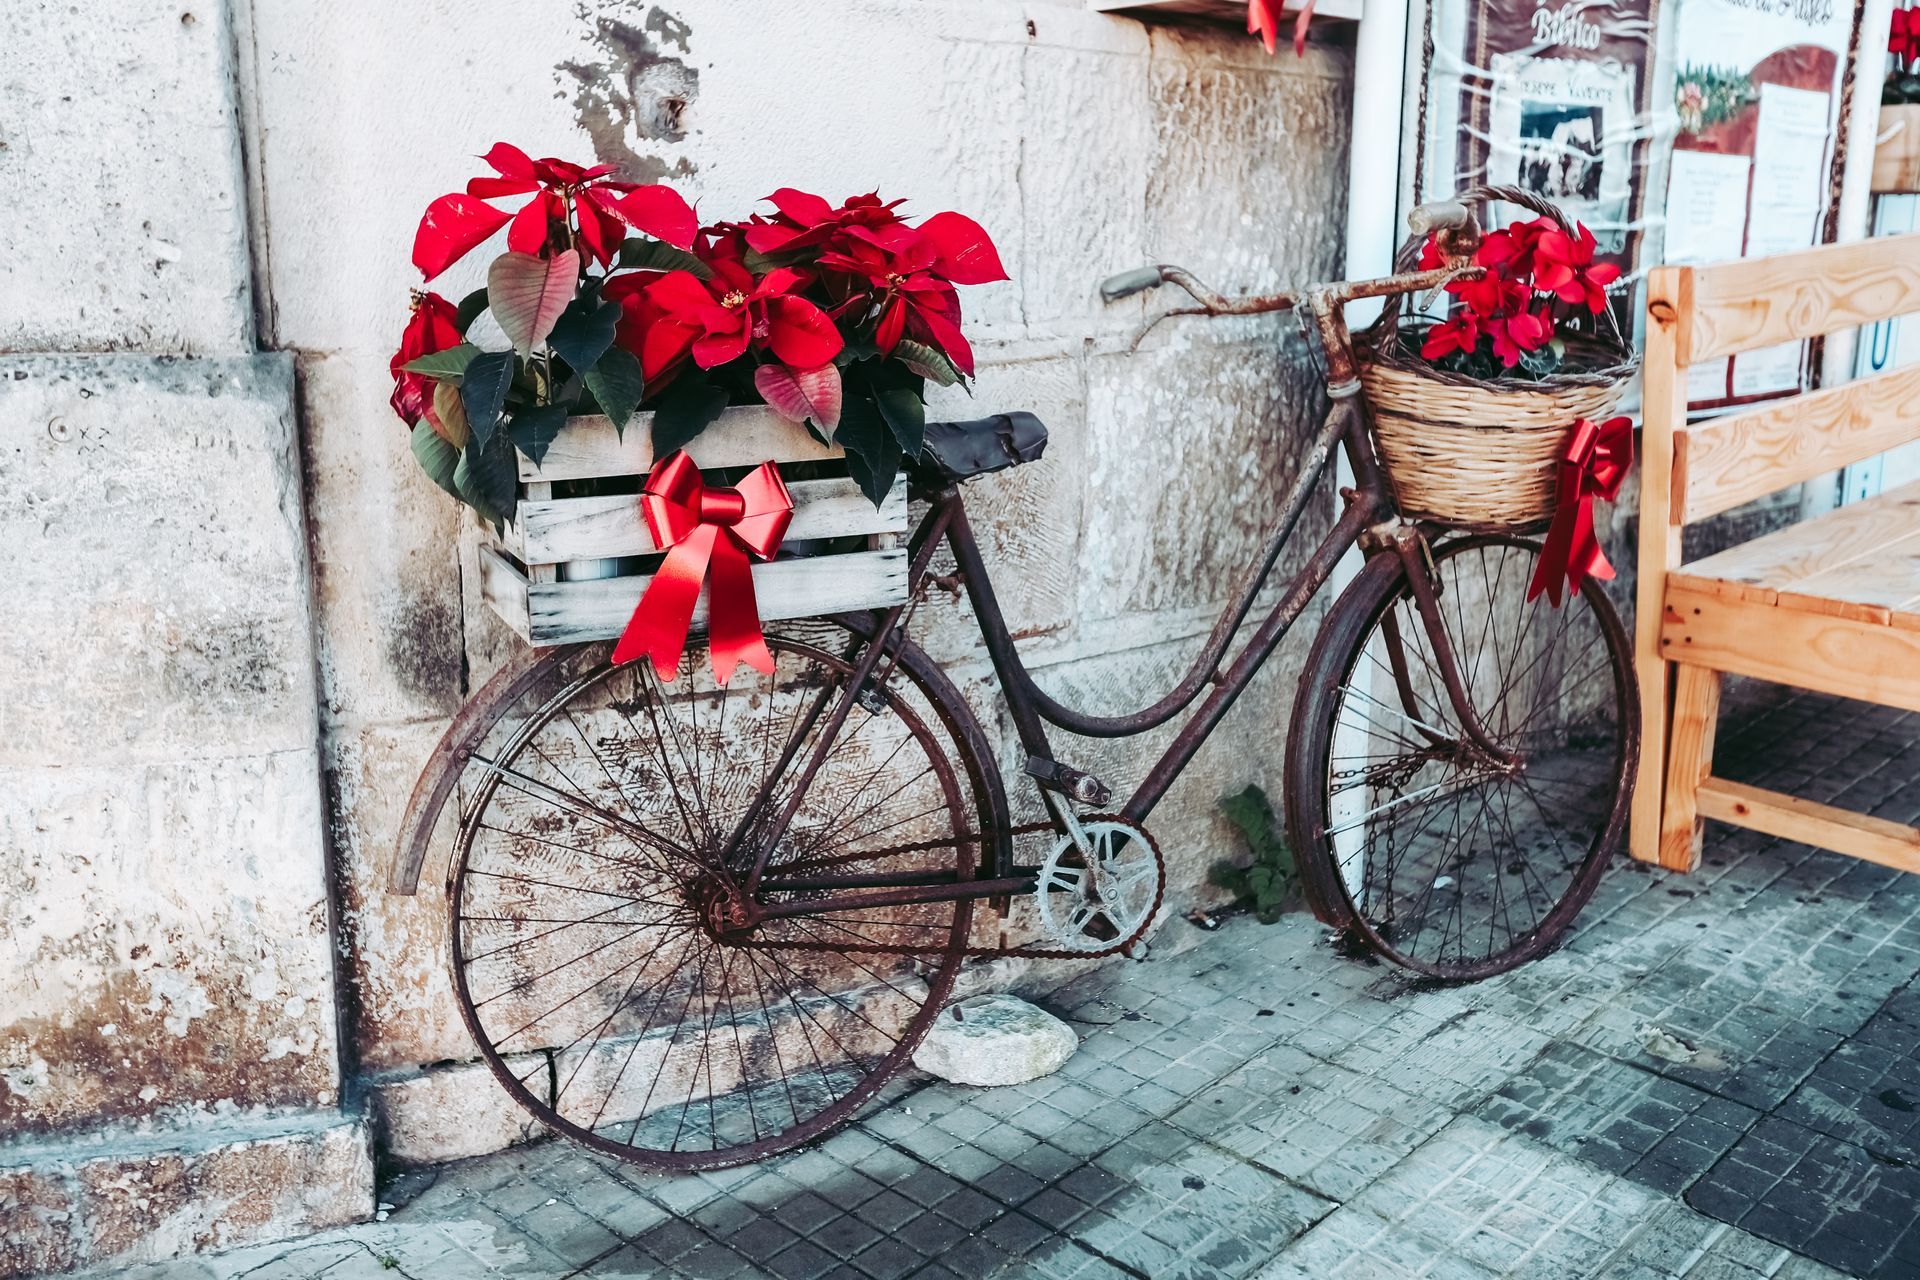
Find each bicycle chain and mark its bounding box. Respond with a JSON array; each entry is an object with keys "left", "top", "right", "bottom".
[{"left": 743, "top": 818, "right": 1168, "bottom": 962}]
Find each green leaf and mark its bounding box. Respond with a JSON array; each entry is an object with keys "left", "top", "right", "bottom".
[
  {"left": 874, "top": 385, "right": 926, "bottom": 458},
  {"left": 1216, "top": 784, "right": 1294, "bottom": 924},
  {"left": 618, "top": 237, "right": 712, "bottom": 279},
  {"left": 894, "top": 340, "right": 962, "bottom": 387},
  {"left": 460, "top": 350, "right": 516, "bottom": 448},
  {"left": 488, "top": 249, "right": 581, "bottom": 356},
  {"left": 507, "top": 403, "right": 569, "bottom": 468},
  {"left": 836, "top": 395, "right": 901, "bottom": 508},
  {"left": 548, "top": 297, "right": 622, "bottom": 374},
  {"left": 409, "top": 422, "right": 461, "bottom": 498},
  {"left": 454, "top": 429, "right": 518, "bottom": 527},
  {"left": 401, "top": 342, "right": 482, "bottom": 380},
  {"left": 650, "top": 376, "right": 730, "bottom": 456},
  {"left": 454, "top": 288, "right": 490, "bottom": 335},
  {"left": 584, "top": 347, "right": 645, "bottom": 433}
]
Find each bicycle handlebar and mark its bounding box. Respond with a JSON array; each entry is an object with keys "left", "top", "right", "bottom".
[{"left": 1099, "top": 266, "right": 1166, "bottom": 302}]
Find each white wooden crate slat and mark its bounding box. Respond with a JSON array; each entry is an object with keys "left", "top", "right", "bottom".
[
  {"left": 480, "top": 546, "right": 910, "bottom": 647},
  {"left": 522, "top": 408, "right": 840, "bottom": 483},
  {"left": 513, "top": 476, "right": 907, "bottom": 564}
]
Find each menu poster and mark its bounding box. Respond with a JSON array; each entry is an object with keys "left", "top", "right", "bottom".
[
  {"left": 1661, "top": 0, "right": 1862, "bottom": 410},
  {"left": 1418, "top": 0, "right": 1662, "bottom": 332}
]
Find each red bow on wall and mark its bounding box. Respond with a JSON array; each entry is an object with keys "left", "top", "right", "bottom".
[
  {"left": 611, "top": 452, "right": 794, "bottom": 685},
  {"left": 1527, "top": 416, "right": 1634, "bottom": 607}
]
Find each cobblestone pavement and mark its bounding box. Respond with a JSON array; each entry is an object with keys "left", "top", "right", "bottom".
[{"left": 91, "top": 687, "right": 1920, "bottom": 1280}]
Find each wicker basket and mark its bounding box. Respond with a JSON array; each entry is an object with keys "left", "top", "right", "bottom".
[{"left": 1356, "top": 185, "right": 1637, "bottom": 530}]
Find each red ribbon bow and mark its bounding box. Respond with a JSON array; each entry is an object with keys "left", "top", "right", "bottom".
[
  {"left": 1527, "top": 416, "right": 1634, "bottom": 607},
  {"left": 611, "top": 452, "right": 793, "bottom": 685}
]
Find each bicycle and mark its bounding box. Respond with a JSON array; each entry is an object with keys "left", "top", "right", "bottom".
[{"left": 387, "top": 198, "right": 1639, "bottom": 1171}]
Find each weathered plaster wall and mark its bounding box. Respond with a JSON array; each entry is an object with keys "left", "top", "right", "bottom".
[{"left": 240, "top": 0, "right": 1354, "bottom": 1163}]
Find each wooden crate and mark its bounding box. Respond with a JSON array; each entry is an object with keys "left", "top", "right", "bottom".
[
  {"left": 477, "top": 406, "right": 909, "bottom": 648},
  {"left": 1874, "top": 104, "right": 1920, "bottom": 194}
]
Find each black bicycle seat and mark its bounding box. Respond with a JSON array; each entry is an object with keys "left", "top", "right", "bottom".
[{"left": 913, "top": 412, "right": 1048, "bottom": 485}]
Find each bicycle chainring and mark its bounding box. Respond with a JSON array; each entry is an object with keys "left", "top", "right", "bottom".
[{"left": 1032, "top": 817, "right": 1167, "bottom": 956}]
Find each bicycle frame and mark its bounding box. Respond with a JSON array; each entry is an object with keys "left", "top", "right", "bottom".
[{"left": 745, "top": 262, "right": 1507, "bottom": 919}]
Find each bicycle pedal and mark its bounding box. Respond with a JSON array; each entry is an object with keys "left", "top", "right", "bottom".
[
  {"left": 855, "top": 684, "right": 889, "bottom": 714},
  {"left": 1024, "top": 756, "right": 1113, "bottom": 806}
]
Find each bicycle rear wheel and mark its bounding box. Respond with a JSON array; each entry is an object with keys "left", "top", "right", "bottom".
[
  {"left": 1285, "top": 533, "right": 1637, "bottom": 979},
  {"left": 437, "top": 620, "right": 1003, "bottom": 1170}
]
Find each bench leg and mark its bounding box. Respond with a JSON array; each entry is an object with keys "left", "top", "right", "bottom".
[
  {"left": 1628, "top": 655, "right": 1672, "bottom": 865},
  {"left": 1658, "top": 663, "right": 1722, "bottom": 872}
]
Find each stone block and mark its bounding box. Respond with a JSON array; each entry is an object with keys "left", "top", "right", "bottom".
[
  {"left": 0, "top": 355, "right": 316, "bottom": 766},
  {"left": 297, "top": 352, "right": 465, "bottom": 729},
  {"left": 368, "top": 1062, "right": 547, "bottom": 1167},
  {"left": 0, "top": 3, "right": 253, "bottom": 353},
  {"left": 1, "top": 1112, "right": 373, "bottom": 1277},
  {"left": 323, "top": 720, "right": 471, "bottom": 1073},
  {"left": 913, "top": 995, "right": 1079, "bottom": 1087},
  {"left": 0, "top": 754, "right": 340, "bottom": 1133}
]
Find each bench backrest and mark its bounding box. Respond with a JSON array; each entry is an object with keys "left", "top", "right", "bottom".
[{"left": 1645, "top": 233, "right": 1920, "bottom": 530}]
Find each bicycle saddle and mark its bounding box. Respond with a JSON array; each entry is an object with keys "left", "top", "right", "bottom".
[{"left": 914, "top": 411, "right": 1048, "bottom": 484}]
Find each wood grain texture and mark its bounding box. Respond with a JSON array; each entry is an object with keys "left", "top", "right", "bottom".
[
  {"left": 516, "top": 477, "right": 907, "bottom": 564},
  {"left": 1658, "top": 664, "right": 1722, "bottom": 873},
  {"left": 522, "top": 549, "right": 909, "bottom": 647},
  {"left": 1673, "top": 366, "right": 1920, "bottom": 521},
  {"left": 518, "top": 408, "right": 841, "bottom": 483},
  {"left": 1873, "top": 105, "right": 1920, "bottom": 195},
  {"left": 1660, "top": 585, "right": 1920, "bottom": 714},
  {"left": 1631, "top": 264, "right": 1690, "bottom": 865},
  {"left": 477, "top": 545, "right": 531, "bottom": 642},
  {"left": 1697, "top": 778, "right": 1920, "bottom": 874},
  {"left": 1684, "top": 231, "right": 1920, "bottom": 364}
]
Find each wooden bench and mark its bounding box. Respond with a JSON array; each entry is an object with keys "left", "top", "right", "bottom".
[{"left": 1632, "top": 232, "right": 1920, "bottom": 874}]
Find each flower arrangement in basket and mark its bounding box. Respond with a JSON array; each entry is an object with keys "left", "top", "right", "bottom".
[
  {"left": 1888, "top": 3, "right": 1920, "bottom": 103},
  {"left": 387, "top": 142, "right": 1007, "bottom": 679},
  {"left": 1356, "top": 187, "right": 1638, "bottom": 602}
]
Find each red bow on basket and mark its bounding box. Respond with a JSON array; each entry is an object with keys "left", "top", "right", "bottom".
[
  {"left": 1527, "top": 416, "right": 1635, "bottom": 607},
  {"left": 611, "top": 452, "right": 794, "bottom": 685}
]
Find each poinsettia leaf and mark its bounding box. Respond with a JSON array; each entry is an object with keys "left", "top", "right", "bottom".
[
  {"left": 488, "top": 250, "right": 581, "bottom": 356},
  {"left": 410, "top": 421, "right": 462, "bottom": 498},
  {"left": 429, "top": 379, "right": 472, "bottom": 450},
  {"left": 650, "top": 375, "right": 730, "bottom": 456},
  {"left": 584, "top": 347, "right": 646, "bottom": 433},
  {"left": 412, "top": 193, "right": 512, "bottom": 280},
  {"left": 916, "top": 211, "right": 1009, "bottom": 285},
  {"left": 454, "top": 288, "right": 491, "bottom": 335},
  {"left": 401, "top": 342, "right": 482, "bottom": 380},
  {"left": 548, "top": 297, "right": 622, "bottom": 375},
  {"left": 893, "top": 339, "right": 962, "bottom": 387},
  {"left": 454, "top": 429, "right": 518, "bottom": 527},
  {"left": 836, "top": 395, "right": 901, "bottom": 508},
  {"left": 617, "top": 237, "right": 712, "bottom": 279},
  {"left": 606, "top": 186, "right": 699, "bottom": 250},
  {"left": 507, "top": 403, "right": 569, "bottom": 468},
  {"left": 753, "top": 361, "right": 843, "bottom": 432},
  {"left": 873, "top": 385, "right": 926, "bottom": 458},
  {"left": 460, "top": 350, "right": 516, "bottom": 448}
]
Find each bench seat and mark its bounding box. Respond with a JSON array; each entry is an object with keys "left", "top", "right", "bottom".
[{"left": 1669, "top": 479, "right": 1920, "bottom": 629}]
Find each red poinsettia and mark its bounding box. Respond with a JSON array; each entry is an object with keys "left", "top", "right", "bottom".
[
  {"left": 389, "top": 292, "right": 462, "bottom": 427},
  {"left": 638, "top": 259, "right": 845, "bottom": 379},
  {"left": 1532, "top": 223, "right": 1622, "bottom": 311},
  {"left": 1418, "top": 211, "right": 1616, "bottom": 374},
  {"left": 1895, "top": 7, "right": 1919, "bottom": 62},
  {"left": 1247, "top": 0, "right": 1313, "bottom": 56},
  {"left": 411, "top": 142, "right": 698, "bottom": 280},
  {"left": 743, "top": 189, "right": 911, "bottom": 257}
]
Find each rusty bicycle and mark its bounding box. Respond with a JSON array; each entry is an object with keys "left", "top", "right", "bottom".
[{"left": 388, "top": 198, "right": 1639, "bottom": 1170}]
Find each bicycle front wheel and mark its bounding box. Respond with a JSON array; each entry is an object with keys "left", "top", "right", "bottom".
[
  {"left": 1285, "top": 533, "right": 1637, "bottom": 979},
  {"left": 441, "top": 620, "right": 1002, "bottom": 1170}
]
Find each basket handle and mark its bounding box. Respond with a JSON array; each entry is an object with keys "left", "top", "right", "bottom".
[{"left": 1366, "top": 185, "right": 1627, "bottom": 351}]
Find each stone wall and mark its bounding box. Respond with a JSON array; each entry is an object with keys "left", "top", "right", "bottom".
[{"left": 0, "top": 0, "right": 1356, "bottom": 1269}]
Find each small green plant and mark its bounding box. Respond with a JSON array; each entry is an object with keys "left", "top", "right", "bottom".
[{"left": 1210, "top": 784, "right": 1296, "bottom": 923}]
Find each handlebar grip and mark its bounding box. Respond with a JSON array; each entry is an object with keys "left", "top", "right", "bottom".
[
  {"left": 1407, "top": 200, "right": 1471, "bottom": 236},
  {"left": 1100, "top": 266, "right": 1165, "bottom": 302}
]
